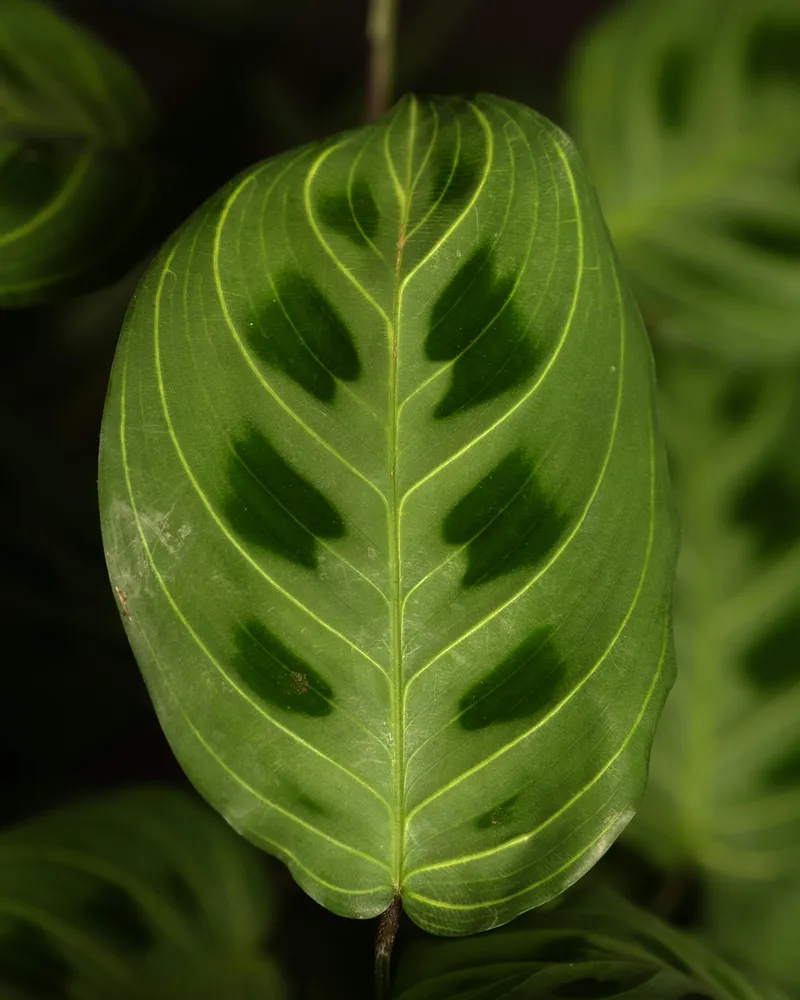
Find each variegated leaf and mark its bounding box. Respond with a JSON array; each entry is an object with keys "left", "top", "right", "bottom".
[{"left": 99, "top": 94, "right": 677, "bottom": 935}]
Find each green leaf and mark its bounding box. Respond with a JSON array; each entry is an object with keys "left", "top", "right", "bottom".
[
  {"left": 708, "top": 876, "right": 800, "bottom": 992},
  {"left": 0, "top": 787, "right": 285, "bottom": 999},
  {"left": 0, "top": 0, "right": 154, "bottom": 305},
  {"left": 393, "top": 888, "right": 775, "bottom": 1000},
  {"left": 627, "top": 350, "right": 800, "bottom": 878},
  {"left": 98, "top": 94, "right": 677, "bottom": 935},
  {"left": 567, "top": 0, "right": 800, "bottom": 360}
]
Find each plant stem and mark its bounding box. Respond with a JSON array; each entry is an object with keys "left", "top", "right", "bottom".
[
  {"left": 375, "top": 897, "right": 402, "bottom": 1000},
  {"left": 366, "top": 0, "right": 399, "bottom": 121}
]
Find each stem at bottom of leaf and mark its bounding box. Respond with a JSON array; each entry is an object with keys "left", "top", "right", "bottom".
[{"left": 375, "top": 896, "right": 402, "bottom": 1000}]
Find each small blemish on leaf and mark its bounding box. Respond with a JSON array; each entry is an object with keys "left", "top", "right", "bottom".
[
  {"left": 475, "top": 794, "right": 519, "bottom": 829},
  {"left": 290, "top": 670, "right": 309, "bottom": 694},
  {"left": 115, "top": 587, "right": 130, "bottom": 618}
]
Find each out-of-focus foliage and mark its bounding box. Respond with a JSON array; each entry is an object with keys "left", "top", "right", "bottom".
[
  {"left": 708, "top": 878, "right": 800, "bottom": 993},
  {"left": 622, "top": 345, "right": 800, "bottom": 997},
  {"left": 0, "top": 787, "right": 285, "bottom": 999},
  {"left": 567, "top": 0, "right": 800, "bottom": 361},
  {"left": 566, "top": 0, "right": 800, "bottom": 992},
  {"left": 628, "top": 353, "right": 800, "bottom": 881},
  {"left": 0, "top": 0, "right": 154, "bottom": 305},
  {"left": 392, "top": 888, "right": 777, "bottom": 1000}
]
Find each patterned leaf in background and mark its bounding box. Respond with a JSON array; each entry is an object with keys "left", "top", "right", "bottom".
[
  {"left": 0, "top": 0, "right": 154, "bottom": 305},
  {"left": 99, "top": 94, "right": 677, "bottom": 935},
  {"left": 567, "top": 0, "right": 800, "bottom": 361},
  {"left": 624, "top": 350, "right": 800, "bottom": 987},
  {"left": 627, "top": 352, "right": 800, "bottom": 876},
  {"left": 0, "top": 786, "right": 285, "bottom": 999},
  {"left": 392, "top": 888, "right": 779, "bottom": 1000}
]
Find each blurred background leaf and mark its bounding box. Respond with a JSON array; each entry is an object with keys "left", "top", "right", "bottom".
[
  {"left": 0, "top": 0, "right": 157, "bottom": 304},
  {"left": 627, "top": 351, "right": 800, "bottom": 881},
  {"left": 392, "top": 887, "right": 776, "bottom": 1000},
  {"left": 567, "top": 0, "right": 800, "bottom": 361},
  {"left": 707, "top": 878, "right": 800, "bottom": 993},
  {"left": 0, "top": 786, "right": 286, "bottom": 999},
  {"left": 617, "top": 349, "right": 800, "bottom": 993}
]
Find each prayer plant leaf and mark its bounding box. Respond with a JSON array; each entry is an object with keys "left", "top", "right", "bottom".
[
  {"left": 392, "top": 888, "right": 775, "bottom": 1000},
  {"left": 0, "top": 0, "right": 154, "bottom": 305},
  {"left": 627, "top": 350, "right": 800, "bottom": 880},
  {"left": 98, "top": 93, "right": 677, "bottom": 935},
  {"left": 0, "top": 787, "right": 285, "bottom": 1000},
  {"left": 567, "top": 0, "right": 800, "bottom": 361}
]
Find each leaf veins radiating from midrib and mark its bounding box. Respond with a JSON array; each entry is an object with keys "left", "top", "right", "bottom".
[{"left": 306, "top": 98, "right": 498, "bottom": 885}]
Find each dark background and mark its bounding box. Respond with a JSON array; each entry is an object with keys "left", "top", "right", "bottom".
[{"left": 1, "top": 2, "right": 620, "bottom": 995}]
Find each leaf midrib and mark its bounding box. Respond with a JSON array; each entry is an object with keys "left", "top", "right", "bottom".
[{"left": 388, "top": 97, "right": 418, "bottom": 892}]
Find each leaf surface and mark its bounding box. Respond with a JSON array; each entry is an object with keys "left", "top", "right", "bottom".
[
  {"left": 0, "top": 787, "right": 285, "bottom": 999},
  {"left": 0, "top": 0, "right": 153, "bottom": 305},
  {"left": 99, "top": 94, "right": 677, "bottom": 934},
  {"left": 567, "top": 0, "right": 800, "bottom": 360},
  {"left": 393, "top": 888, "right": 774, "bottom": 1000}
]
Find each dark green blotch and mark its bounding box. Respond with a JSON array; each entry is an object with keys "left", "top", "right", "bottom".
[
  {"left": 223, "top": 427, "right": 344, "bottom": 569},
  {"left": 245, "top": 270, "right": 360, "bottom": 403},
  {"left": 296, "top": 793, "right": 327, "bottom": 816},
  {"left": 657, "top": 47, "right": 694, "bottom": 130},
  {"left": 444, "top": 448, "right": 567, "bottom": 587},
  {"left": 728, "top": 217, "right": 800, "bottom": 258},
  {"left": 631, "top": 934, "right": 692, "bottom": 977},
  {"left": 83, "top": 884, "right": 154, "bottom": 953},
  {"left": 317, "top": 180, "right": 379, "bottom": 246},
  {"left": 0, "top": 140, "right": 68, "bottom": 213},
  {"left": 0, "top": 51, "right": 34, "bottom": 98},
  {"left": 532, "top": 935, "right": 591, "bottom": 963},
  {"left": 458, "top": 627, "right": 564, "bottom": 730},
  {"left": 426, "top": 247, "right": 539, "bottom": 418},
  {"left": 0, "top": 922, "right": 71, "bottom": 997},
  {"left": 280, "top": 778, "right": 329, "bottom": 816},
  {"left": 734, "top": 465, "right": 800, "bottom": 556},
  {"left": 164, "top": 870, "right": 202, "bottom": 924},
  {"left": 475, "top": 793, "right": 519, "bottom": 829},
  {"left": 742, "top": 606, "right": 800, "bottom": 692},
  {"left": 430, "top": 142, "right": 480, "bottom": 209},
  {"left": 716, "top": 373, "right": 762, "bottom": 426},
  {"left": 763, "top": 741, "right": 800, "bottom": 789},
  {"left": 231, "top": 618, "right": 333, "bottom": 716},
  {"left": 746, "top": 17, "right": 800, "bottom": 86}
]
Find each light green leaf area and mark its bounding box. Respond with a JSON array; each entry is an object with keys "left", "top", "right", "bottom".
[
  {"left": 99, "top": 94, "right": 676, "bottom": 935},
  {"left": 567, "top": 0, "right": 800, "bottom": 360},
  {"left": 393, "top": 888, "right": 773, "bottom": 1000},
  {"left": 0, "top": 787, "right": 285, "bottom": 999},
  {"left": 627, "top": 351, "right": 800, "bottom": 880},
  {"left": 0, "top": 0, "right": 154, "bottom": 305}
]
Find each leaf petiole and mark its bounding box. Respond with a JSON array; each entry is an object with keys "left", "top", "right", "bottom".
[{"left": 375, "top": 896, "right": 402, "bottom": 1000}]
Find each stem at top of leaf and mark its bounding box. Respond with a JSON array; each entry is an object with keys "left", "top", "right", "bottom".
[
  {"left": 366, "top": 0, "right": 400, "bottom": 121},
  {"left": 375, "top": 896, "right": 402, "bottom": 1000}
]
